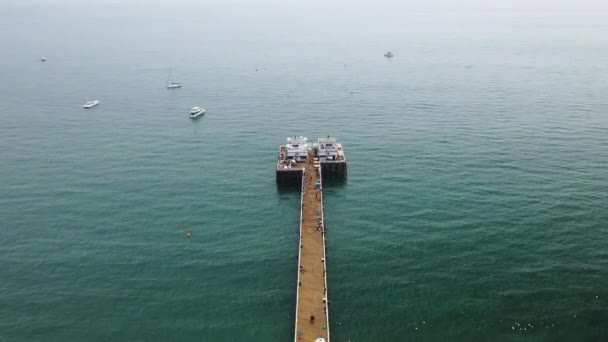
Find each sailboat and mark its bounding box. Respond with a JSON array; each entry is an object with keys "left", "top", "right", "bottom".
[{"left": 167, "top": 67, "right": 181, "bottom": 89}]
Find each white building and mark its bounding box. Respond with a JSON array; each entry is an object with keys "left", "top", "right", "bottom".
[
  {"left": 284, "top": 136, "right": 309, "bottom": 163},
  {"left": 317, "top": 137, "right": 345, "bottom": 162}
]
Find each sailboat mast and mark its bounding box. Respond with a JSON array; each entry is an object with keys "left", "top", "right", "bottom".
[{"left": 166, "top": 66, "right": 181, "bottom": 88}]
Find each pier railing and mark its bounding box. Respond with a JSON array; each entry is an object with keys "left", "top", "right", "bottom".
[
  {"left": 319, "top": 163, "right": 331, "bottom": 342},
  {"left": 294, "top": 168, "right": 305, "bottom": 341}
]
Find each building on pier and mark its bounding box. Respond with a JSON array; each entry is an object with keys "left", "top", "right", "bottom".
[
  {"left": 276, "top": 136, "right": 347, "bottom": 185},
  {"left": 315, "top": 137, "right": 347, "bottom": 180}
]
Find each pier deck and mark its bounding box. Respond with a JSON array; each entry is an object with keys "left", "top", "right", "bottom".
[{"left": 294, "top": 155, "right": 330, "bottom": 342}]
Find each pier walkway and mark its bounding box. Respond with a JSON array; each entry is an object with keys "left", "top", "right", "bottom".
[{"left": 294, "top": 152, "right": 330, "bottom": 342}]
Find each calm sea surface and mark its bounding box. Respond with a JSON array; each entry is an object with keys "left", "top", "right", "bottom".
[{"left": 1, "top": 3, "right": 608, "bottom": 341}]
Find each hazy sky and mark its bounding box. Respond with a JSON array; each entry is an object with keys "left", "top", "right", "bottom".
[{"left": 3, "top": 0, "right": 607, "bottom": 12}]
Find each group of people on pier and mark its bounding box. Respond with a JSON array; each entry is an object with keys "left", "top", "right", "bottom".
[{"left": 317, "top": 212, "right": 324, "bottom": 233}]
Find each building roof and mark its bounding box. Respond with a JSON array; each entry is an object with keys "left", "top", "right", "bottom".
[
  {"left": 318, "top": 137, "right": 337, "bottom": 144},
  {"left": 287, "top": 136, "right": 308, "bottom": 145}
]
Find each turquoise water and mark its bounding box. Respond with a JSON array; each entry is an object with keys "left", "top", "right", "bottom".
[{"left": 1, "top": 3, "right": 608, "bottom": 341}]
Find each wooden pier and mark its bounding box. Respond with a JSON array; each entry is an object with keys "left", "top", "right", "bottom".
[
  {"left": 275, "top": 136, "right": 345, "bottom": 342},
  {"left": 294, "top": 151, "right": 330, "bottom": 342}
]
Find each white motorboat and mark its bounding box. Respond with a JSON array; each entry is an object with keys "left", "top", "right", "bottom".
[
  {"left": 189, "top": 106, "right": 205, "bottom": 118},
  {"left": 384, "top": 51, "right": 394, "bottom": 58},
  {"left": 83, "top": 100, "right": 100, "bottom": 109},
  {"left": 167, "top": 67, "right": 181, "bottom": 89}
]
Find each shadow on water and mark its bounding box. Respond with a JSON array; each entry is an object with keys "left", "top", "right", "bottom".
[
  {"left": 276, "top": 183, "right": 302, "bottom": 195},
  {"left": 276, "top": 177, "right": 347, "bottom": 195},
  {"left": 321, "top": 177, "right": 347, "bottom": 189}
]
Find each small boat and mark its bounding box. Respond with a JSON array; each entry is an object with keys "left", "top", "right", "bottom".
[
  {"left": 83, "top": 100, "right": 100, "bottom": 108},
  {"left": 167, "top": 67, "right": 181, "bottom": 89},
  {"left": 384, "top": 51, "right": 394, "bottom": 58},
  {"left": 40, "top": 56, "right": 47, "bottom": 62},
  {"left": 189, "top": 106, "right": 205, "bottom": 118}
]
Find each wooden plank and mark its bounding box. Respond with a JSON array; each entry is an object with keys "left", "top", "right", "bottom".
[{"left": 294, "top": 155, "right": 329, "bottom": 342}]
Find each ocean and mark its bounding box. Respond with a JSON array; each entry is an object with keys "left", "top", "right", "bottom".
[{"left": 1, "top": 2, "right": 607, "bottom": 341}]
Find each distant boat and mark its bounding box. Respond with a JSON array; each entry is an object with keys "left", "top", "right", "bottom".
[
  {"left": 167, "top": 67, "right": 181, "bottom": 89},
  {"left": 83, "top": 100, "right": 100, "bottom": 109},
  {"left": 189, "top": 106, "right": 205, "bottom": 119},
  {"left": 40, "top": 56, "right": 46, "bottom": 62},
  {"left": 384, "top": 51, "right": 394, "bottom": 58}
]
